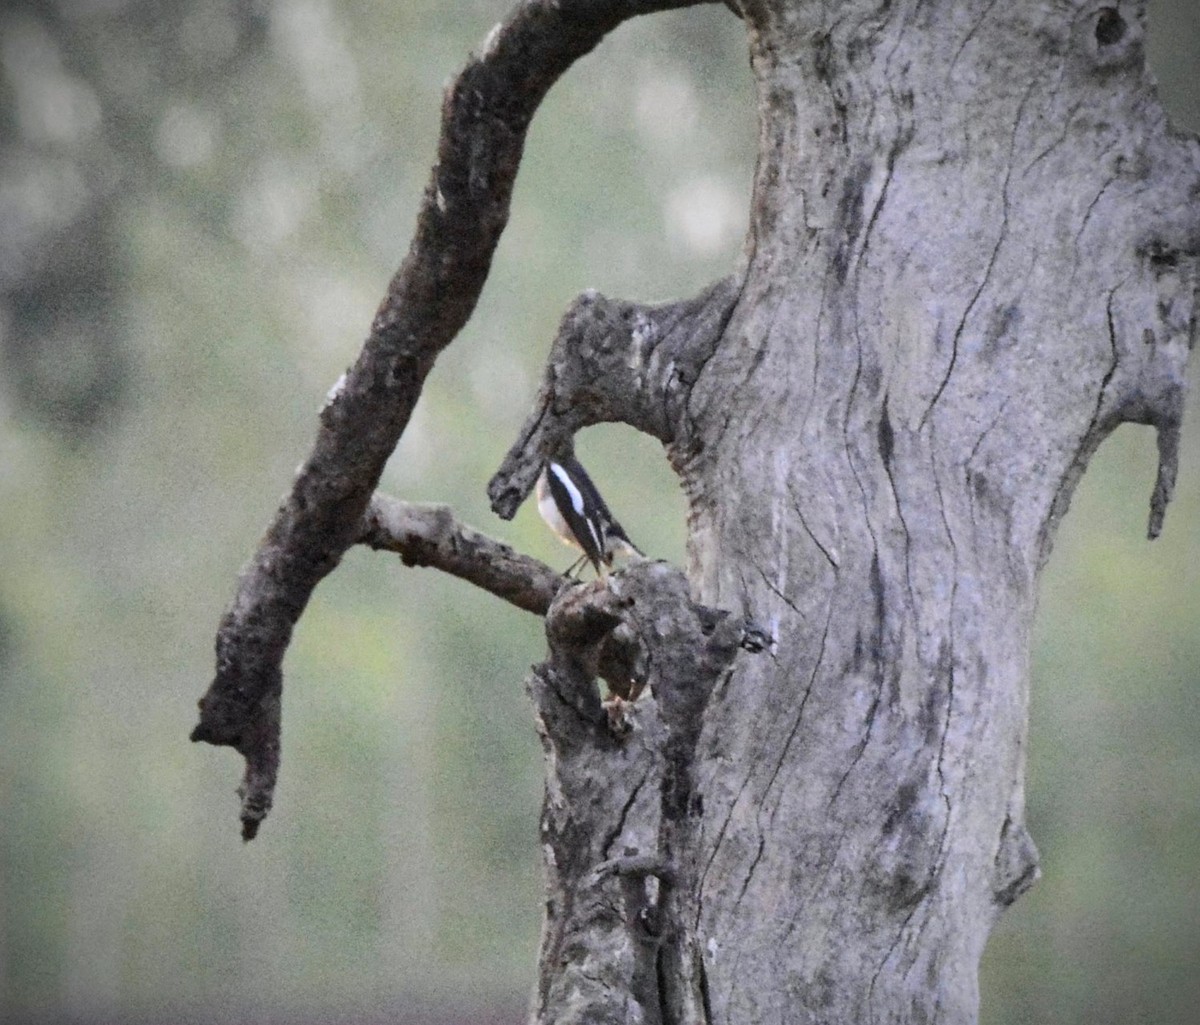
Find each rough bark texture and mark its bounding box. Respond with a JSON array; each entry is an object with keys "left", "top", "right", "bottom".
[
  {"left": 198, "top": 0, "right": 1199, "bottom": 1021},
  {"left": 359, "top": 494, "right": 564, "bottom": 615},
  {"left": 526, "top": 563, "right": 759, "bottom": 1025},
  {"left": 191, "top": 0, "right": 716, "bottom": 839},
  {"left": 674, "top": 3, "right": 1198, "bottom": 1020},
  {"left": 490, "top": 1, "right": 1199, "bottom": 1022}
]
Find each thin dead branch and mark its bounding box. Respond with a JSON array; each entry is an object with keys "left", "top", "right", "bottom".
[{"left": 193, "top": 0, "right": 723, "bottom": 839}]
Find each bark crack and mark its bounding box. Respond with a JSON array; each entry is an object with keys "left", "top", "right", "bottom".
[
  {"left": 788, "top": 487, "right": 840, "bottom": 570},
  {"left": 965, "top": 395, "right": 1012, "bottom": 472},
  {"left": 855, "top": 132, "right": 903, "bottom": 275},
  {"left": 695, "top": 761, "right": 757, "bottom": 929},
  {"left": 832, "top": 266, "right": 888, "bottom": 806},
  {"left": 867, "top": 897, "right": 926, "bottom": 1017},
  {"left": 732, "top": 835, "right": 766, "bottom": 912},
  {"left": 720, "top": 832, "right": 768, "bottom": 1013},
  {"left": 947, "top": 0, "right": 1003, "bottom": 78},
  {"left": 763, "top": 594, "right": 834, "bottom": 831},
  {"left": 964, "top": 395, "right": 1015, "bottom": 561},
  {"left": 829, "top": 655, "right": 884, "bottom": 808},
  {"left": 603, "top": 774, "right": 652, "bottom": 861},
  {"left": 824, "top": 436, "right": 950, "bottom": 1005},
  {"left": 879, "top": 396, "right": 918, "bottom": 613},
  {"left": 1072, "top": 171, "right": 1121, "bottom": 255},
  {"left": 753, "top": 561, "right": 804, "bottom": 619},
  {"left": 1088, "top": 283, "right": 1124, "bottom": 443},
  {"left": 792, "top": 501, "right": 839, "bottom": 570},
  {"left": 680, "top": 271, "right": 752, "bottom": 464},
  {"left": 1038, "top": 280, "right": 1125, "bottom": 567},
  {"left": 922, "top": 78, "right": 1036, "bottom": 429},
  {"left": 930, "top": 435, "right": 959, "bottom": 869}
]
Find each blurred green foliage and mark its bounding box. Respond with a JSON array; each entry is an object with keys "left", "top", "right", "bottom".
[{"left": 0, "top": 1, "right": 1196, "bottom": 1022}]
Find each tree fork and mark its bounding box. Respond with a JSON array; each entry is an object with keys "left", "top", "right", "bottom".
[
  {"left": 194, "top": 0, "right": 1200, "bottom": 1022},
  {"left": 191, "top": 0, "right": 723, "bottom": 839}
]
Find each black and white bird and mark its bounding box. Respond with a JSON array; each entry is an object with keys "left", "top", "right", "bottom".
[{"left": 536, "top": 453, "right": 642, "bottom": 577}]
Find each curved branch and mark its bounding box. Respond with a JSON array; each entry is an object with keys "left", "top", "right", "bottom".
[
  {"left": 193, "top": 0, "right": 725, "bottom": 838},
  {"left": 489, "top": 274, "right": 743, "bottom": 520}
]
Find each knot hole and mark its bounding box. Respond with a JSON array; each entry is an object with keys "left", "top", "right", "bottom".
[{"left": 1095, "top": 7, "right": 1126, "bottom": 47}]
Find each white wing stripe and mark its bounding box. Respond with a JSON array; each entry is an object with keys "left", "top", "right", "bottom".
[
  {"left": 550, "top": 461, "right": 604, "bottom": 556},
  {"left": 549, "top": 462, "right": 585, "bottom": 517}
]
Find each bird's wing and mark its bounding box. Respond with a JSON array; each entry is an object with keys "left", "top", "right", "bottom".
[{"left": 546, "top": 461, "right": 605, "bottom": 569}]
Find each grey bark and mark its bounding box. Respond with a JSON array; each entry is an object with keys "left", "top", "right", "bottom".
[
  {"left": 359, "top": 494, "right": 565, "bottom": 615},
  {"left": 497, "top": 1, "right": 1199, "bottom": 1022},
  {"left": 197, "top": 0, "right": 1199, "bottom": 1022},
  {"left": 673, "top": 3, "right": 1196, "bottom": 1021},
  {"left": 191, "top": 0, "right": 713, "bottom": 839}
]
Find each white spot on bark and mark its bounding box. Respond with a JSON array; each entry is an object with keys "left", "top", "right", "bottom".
[
  {"left": 480, "top": 21, "right": 504, "bottom": 58},
  {"left": 324, "top": 372, "right": 347, "bottom": 407},
  {"left": 629, "top": 312, "right": 654, "bottom": 370}
]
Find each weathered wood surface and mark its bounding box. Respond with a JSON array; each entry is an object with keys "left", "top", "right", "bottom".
[{"left": 198, "top": 1, "right": 1198, "bottom": 1021}]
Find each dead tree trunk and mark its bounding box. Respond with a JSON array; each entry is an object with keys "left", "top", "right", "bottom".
[{"left": 194, "top": 1, "right": 1199, "bottom": 1022}]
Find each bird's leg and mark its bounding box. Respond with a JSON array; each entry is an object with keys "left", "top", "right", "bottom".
[{"left": 563, "top": 552, "right": 589, "bottom": 578}]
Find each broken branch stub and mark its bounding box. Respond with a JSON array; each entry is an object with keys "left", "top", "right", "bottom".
[
  {"left": 488, "top": 276, "right": 743, "bottom": 521},
  {"left": 530, "top": 559, "right": 757, "bottom": 1025}
]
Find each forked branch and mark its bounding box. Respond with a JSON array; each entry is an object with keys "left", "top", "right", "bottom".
[{"left": 193, "top": 0, "right": 724, "bottom": 839}]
